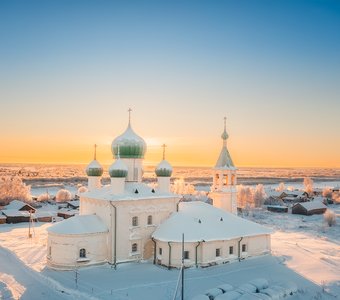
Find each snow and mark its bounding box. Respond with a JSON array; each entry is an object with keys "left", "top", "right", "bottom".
[
  {"left": 156, "top": 160, "right": 173, "bottom": 171},
  {"left": 153, "top": 201, "right": 272, "bottom": 242},
  {"left": 109, "top": 159, "right": 128, "bottom": 171},
  {"left": 47, "top": 215, "right": 108, "bottom": 235},
  {"left": 0, "top": 202, "right": 339, "bottom": 299},
  {"left": 86, "top": 159, "right": 102, "bottom": 170}
]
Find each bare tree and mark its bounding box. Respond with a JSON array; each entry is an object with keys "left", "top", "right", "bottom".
[
  {"left": 237, "top": 185, "right": 254, "bottom": 208},
  {"left": 276, "top": 182, "right": 285, "bottom": 192},
  {"left": 171, "top": 178, "right": 195, "bottom": 195},
  {"left": 303, "top": 177, "right": 314, "bottom": 195},
  {"left": 322, "top": 188, "right": 333, "bottom": 199},
  {"left": 253, "top": 184, "right": 267, "bottom": 207},
  {"left": 0, "top": 176, "right": 31, "bottom": 205}
]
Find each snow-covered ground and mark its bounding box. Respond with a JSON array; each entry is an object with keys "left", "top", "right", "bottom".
[{"left": 1, "top": 206, "right": 339, "bottom": 299}]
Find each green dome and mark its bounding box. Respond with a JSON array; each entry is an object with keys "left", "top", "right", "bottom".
[
  {"left": 86, "top": 160, "right": 103, "bottom": 176},
  {"left": 109, "top": 159, "right": 128, "bottom": 178},
  {"left": 155, "top": 160, "right": 173, "bottom": 177},
  {"left": 111, "top": 124, "right": 147, "bottom": 159}
]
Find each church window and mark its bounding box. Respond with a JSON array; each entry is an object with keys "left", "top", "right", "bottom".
[
  {"left": 132, "top": 243, "right": 138, "bottom": 253},
  {"left": 159, "top": 248, "right": 162, "bottom": 255},
  {"left": 216, "top": 248, "right": 221, "bottom": 257},
  {"left": 147, "top": 215, "right": 152, "bottom": 225},
  {"left": 242, "top": 244, "right": 247, "bottom": 252},
  {"left": 184, "top": 251, "right": 189, "bottom": 260},
  {"left": 48, "top": 246, "right": 51, "bottom": 256},
  {"left": 132, "top": 216, "right": 138, "bottom": 227},
  {"left": 79, "top": 248, "right": 86, "bottom": 258},
  {"left": 231, "top": 174, "right": 235, "bottom": 185},
  {"left": 229, "top": 246, "right": 233, "bottom": 255},
  {"left": 223, "top": 174, "right": 228, "bottom": 185}
]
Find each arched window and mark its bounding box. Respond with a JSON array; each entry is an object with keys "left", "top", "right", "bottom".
[
  {"left": 79, "top": 248, "right": 86, "bottom": 258},
  {"left": 132, "top": 243, "right": 138, "bottom": 253},
  {"left": 132, "top": 216, "right": 138, "bottom": 227},
  {"left": 223, "top": 174, "right": 228, "bottom": 186},
  {"left": 147, "top": 215, "right": 152, "bottom": 225}
]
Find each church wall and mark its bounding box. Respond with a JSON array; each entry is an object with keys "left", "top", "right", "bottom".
[
  {"left": 47, "top": 232, "right": 108, "bottom": 270},
  {"left": 210, "top": 190, "right": 237, "bottom": 214},
  {"left": 154, "top": 235, "right": 270, "bottom": 268},
  {"left": 114, "top": 197, "right": 178, "bottom": 263}
]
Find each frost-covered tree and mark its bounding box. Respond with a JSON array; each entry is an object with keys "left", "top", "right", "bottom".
[
  {"left": 303, "top": 177, "right": 314, "bottom": 195},
  {"left": 77, "top": 186, "right": 88, "bottom": 194},
  {"left": 172, "top": 178, "right": 195, "bottom": 195},
  {"left": 332, "top": 192, "right": 340, "bottom": 204},
  {"left": 322, "top": 188, "right": 333, "bottom": 199},
  {"left": 56, "top": 189, "right": 72, "bottom": 202},
  {"left": 0, "top": 176, "right": 31, "bottom": 205},
  {"left": 324, "top": 209, "right": 336, "bottom": 227},
  {"left": 276, "top": 182, "right": 285, "bottom": 192},
  {"left": 253, "top": 184, "right": 267, "bottom": 207},
  {"left": 237, "top": 185, "right": 254, "bottom": 208},
  {"left": 37, "top": 192, "right": 50, "bottom": 202}
]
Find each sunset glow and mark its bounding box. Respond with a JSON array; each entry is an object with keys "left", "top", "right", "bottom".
[{"left": 0, "top": 1, "right": 339, "bottom": 168}]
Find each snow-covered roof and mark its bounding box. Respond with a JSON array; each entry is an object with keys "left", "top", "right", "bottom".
[
  {"left": 294, "top": 201, "right": 327, "bottom": 211},
  {"left": 47, "top": 215, "right": 108, "bottom": 235},
  {"left": 1, "top": 209, "right": 31, "bottom": 217},
  {"left": 5, "top": 200, "right": 34, "bottom": 211},
  {"left": 152, "top": 202, "right": 272, "bottom": 242},
  {"left": 82, "top": 182, "right": 180, "bottom": 202},
  {"left": 214, "top": 146, "right": 236, "bottom": 170},
  {"left": 67, "top": 200, "right": 80, "bottom": 207}
]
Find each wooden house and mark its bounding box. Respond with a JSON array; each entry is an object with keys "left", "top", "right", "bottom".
[{"left": 292, "top": 201, "right": 327, "bottom": 216}]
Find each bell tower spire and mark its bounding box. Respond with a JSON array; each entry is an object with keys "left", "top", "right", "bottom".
[{"left": 209, "top": 117, "right": 238, "bottom": 214}]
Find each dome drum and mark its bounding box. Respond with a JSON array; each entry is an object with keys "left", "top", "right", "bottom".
[
  {"left": 109, "top": 169, "right": 128, "bottom": 178},
  {"left": 112, "top": 144, "right": 145, "bottom": 159}
]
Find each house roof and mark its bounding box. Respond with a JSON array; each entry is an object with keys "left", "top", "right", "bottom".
[
  {"left": 152, "top": 201, "right": 272, "bottom": 242},
  {"left": 47, "top": 214, "right": 108, "bottom": 235},
  {"left": 1, "top": 209, "right": 31, "bottom": 217},
  {"left": 5, "top": 200, "right": 35, "bottom": 211},
  {"left": 294, "top": 201, "right": 327, "bottom": 211}
]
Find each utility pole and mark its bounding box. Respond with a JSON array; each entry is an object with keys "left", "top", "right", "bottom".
[{"left": 75, "top": 267, "right": 79, "bottom": 288}]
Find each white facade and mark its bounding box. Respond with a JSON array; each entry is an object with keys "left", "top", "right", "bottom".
[{"left": 152, "top": 202, "right": 272, "bottom": 268}]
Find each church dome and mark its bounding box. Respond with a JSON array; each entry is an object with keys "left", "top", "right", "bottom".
[
  {"left": 109, "top": 159, "right": 128, "bottom": 178},
  {"left": 155, "top": 160, "right": 173, "bottom": 177},
  {"left": 111, "top": 124, "right": 147, "bottom": 159},
  {"left": 86, "top": 160, "right": 103, "bottom": 177}
]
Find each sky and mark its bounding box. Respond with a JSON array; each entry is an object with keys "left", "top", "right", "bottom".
[{"left": 0, "top": 0, "right": 339, "bottom": 167}]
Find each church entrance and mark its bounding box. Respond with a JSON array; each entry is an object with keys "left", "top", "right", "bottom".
[{"left": 143, "top": 239, "right": 154, "bottom": 260}]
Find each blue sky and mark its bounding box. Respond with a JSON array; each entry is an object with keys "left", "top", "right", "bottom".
[{"left": 1, "top": 0, "right": 340, "bottom": 166}]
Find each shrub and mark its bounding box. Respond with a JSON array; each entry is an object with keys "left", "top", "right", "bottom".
[
  {"left": 56, "top": 189, "right": 72, "bottom": 202},
  {"left": 37, "top": 193, "right": 50, "bottom": 202},
  {"left": 324, "top": 209, "right": 336, "bottom": 227},
  {"left": 77, "top": 186, "right": 88, "bottom": 194}
]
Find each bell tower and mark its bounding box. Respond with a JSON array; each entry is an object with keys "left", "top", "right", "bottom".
[{"left": 209, "top": 117, "right": 237, "bottom": 214}]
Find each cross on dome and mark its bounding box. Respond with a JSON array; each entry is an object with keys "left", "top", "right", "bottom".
[
  {"left": 162, "top": 144, "right": 167, "bottom": 160},
  {"left": 94, "top": 144, "right": 97, "bottom": 160},
  {"left": 128, "top": 108, "right": 132, "bottom": 125}
]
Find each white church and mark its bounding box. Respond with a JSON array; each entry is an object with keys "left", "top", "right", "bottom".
[{"left": 47, "top": 113, "right": 271, "bottom": 270}]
